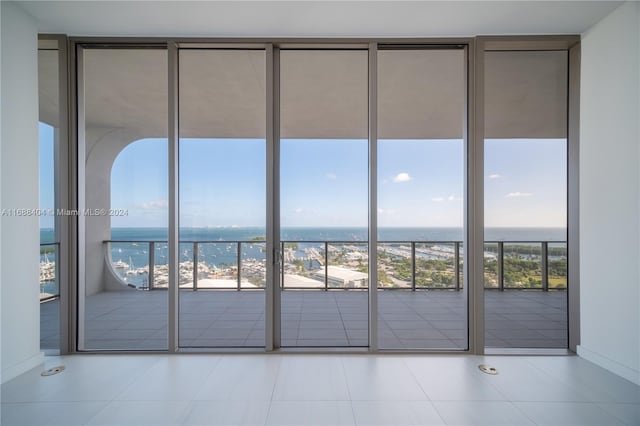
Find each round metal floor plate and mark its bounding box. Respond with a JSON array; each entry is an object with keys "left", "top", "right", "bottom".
[
  {"left": 41, "top": 365, "right": 65, "bottom": 376},
  {"left": 478, "top": 364, "right": 498, "bottom": 375}
]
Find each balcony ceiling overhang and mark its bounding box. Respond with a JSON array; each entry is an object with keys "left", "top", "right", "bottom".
[{"left": 39, "top": 45, "right": 568, "bottom": 140}]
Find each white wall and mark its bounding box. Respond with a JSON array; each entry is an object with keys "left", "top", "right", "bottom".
[
  {"left": 579, "top": 1, "right": 640, "bottom": 385},
  {"left": 0, "top": 1, "right": 44, "bottom": 383},
  {"left": 0, "top": 0, "right": 3, "bottom": 388}
]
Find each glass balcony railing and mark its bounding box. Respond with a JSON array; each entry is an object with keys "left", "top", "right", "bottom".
[
  {"left": 483, "top": 241, "right": 567, "bottom": 290},
  {"left": 106, "top": 240, "right": 267, "bottom": 290},
  {"left": 379, "top": 242, "right": 463, "bottom": 290},
  {"left": 40, "top": 242, "right": 59, "bottom": 301},
  {"left": 104, "top": 240, "right": 567, "bottom": 292}
]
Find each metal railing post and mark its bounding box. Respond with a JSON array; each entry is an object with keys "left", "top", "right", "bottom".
[
  {"left": 193, "top": 242, "right": 198, "bottom": 291},
  {"left": 498, "top": 242, "right": 504, "bottom": 291},
  {"left": 411, "top": 242, "right": 416, "bottom": 291},
  {"left": 542, "top": 241, "right": 549, "bottom": 291},
  {"left": 237, "top": 242, "right": 242, "bottom": 291},
  {"left": 54, "top": 243, "right": 60, "bottom": 298},
  {"left": 281, "top": 241, "right": 285, "bottom": 291},
  {"left": 324, "top": 242, "right": 329, "bottom": 291},
  {"left": 455, "top": 242, "right": 460, "bottom": 291},
  {"left": 148, "top": 242, "right": 155, "bottom": 290}
]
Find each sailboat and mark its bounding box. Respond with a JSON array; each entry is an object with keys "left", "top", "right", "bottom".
[{"left": 126, "top": 256, "right": 136, "bottom": 275}]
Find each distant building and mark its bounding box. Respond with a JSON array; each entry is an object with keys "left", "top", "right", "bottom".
[{"left": 312, "top": 266, "right": 368, "bottom": 288}]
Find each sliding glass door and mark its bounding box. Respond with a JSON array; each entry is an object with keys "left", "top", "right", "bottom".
[
  {"left": 178, "top": 49, "right": 267, "bottom": 348},
  {"left": 279, "top": 49, "right": 369, "bottom": 347},
  {"left": 79, "top": 47, "right": 169, "bottom": 350},
  {"left": 483, "top": 50, "right": 569, "bottom": 349},
  {"left": 38, "top": 40, "right": 62, "bottom": 352},
  {"left": 377, "top": 47, "right": 467, "bottom": 350}
]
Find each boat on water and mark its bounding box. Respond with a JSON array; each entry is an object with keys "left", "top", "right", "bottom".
[
  {"left": 126, "top": 257, "right": 137, "bottom": 275},
  {"left": 113, "top": 260, "right": 129, "bottom": 269}
]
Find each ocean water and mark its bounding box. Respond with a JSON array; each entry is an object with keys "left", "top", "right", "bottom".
[{"left": 40, "top": 226, "right": 566, "bottom": 245}]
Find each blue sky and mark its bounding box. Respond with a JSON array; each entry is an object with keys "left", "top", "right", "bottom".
[
  {"left": 485, "top": 139, "right": 566, "bottom": 228},
  {"left": 39, "top": 122, "right": 567, "bottom": 229}
]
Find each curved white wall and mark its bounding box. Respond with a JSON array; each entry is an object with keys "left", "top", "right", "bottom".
[
  {"left": 84, "top": 128, "right": 144, "bottom": 295},
  {"left": 579, "top": 1, "right": 640, "bottom": 385}
]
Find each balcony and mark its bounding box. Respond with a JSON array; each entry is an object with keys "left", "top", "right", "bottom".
[
  {"left": 40, "top": 243, "right": 60, "bottom": 350},
  {"left": 40, "top": 240, "right": 568, "bottom": 350}
]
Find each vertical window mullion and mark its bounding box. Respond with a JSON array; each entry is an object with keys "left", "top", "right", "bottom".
[{"left": 368, "top": 41, "right": 378, "bottom": 351}]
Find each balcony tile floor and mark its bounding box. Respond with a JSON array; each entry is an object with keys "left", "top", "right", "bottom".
[
  {"left": 2, "top": 354, "right": 638, "bottom": 425},
  {"left": 41, "top": 290, "right": 567, "bottom": 350}
]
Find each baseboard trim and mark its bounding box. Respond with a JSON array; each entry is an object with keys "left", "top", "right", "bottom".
[
  {"left": 577, "top": 345, "right": 640, "bottom": 385},
  {"left": 1, "top": 351, "right": 45, "bottom": 384}
]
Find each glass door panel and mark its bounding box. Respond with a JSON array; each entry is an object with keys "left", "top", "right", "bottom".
[
  {"left": 178, "top": 49, "right": 266, "bottom": 348},
  {"left": 279, "top": 49, "right": 369, "bottom": 347},
  {"left": 377, "top": 48, "right": 467, "bottom": 350},
  {"left": 81, "top": 48, "right": 168, "bottom": 350},
  {"left": 483, "top": 50, "right": 568, "bottom": 349},
  {"left": 38, "top": 44, "right": 60, "bottom": 351}
]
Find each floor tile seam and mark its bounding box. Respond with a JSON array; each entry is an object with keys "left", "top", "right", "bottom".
[
  {"left": 185, "top": 355, "right": 225, "bottom": 400},
  {"left": 399, "top": 357, "right": 437, "bottom": 404},
  {"left": 512, "top": 400, "right": 629, "bottom": 426},
  {"left": 349, "top": 399, "right": 446, "bottom": 425},
  {"left": 509, "top": 398, "right": 548, "bottom": 425},
  {"left": 434, "top": 399, "right": 538, "bottom": 426},
  {"left": 80, "top": 393, "right": 188, "bottom": 425},
  {"left": 0, "top": 399, "right": 111, "bottom": 405},
  {"left": 520, "top": 400, "right": 637, "bottom": 406},
  {"left": 176, "top": 399, "right": 205, "bottom": 426},
  {"left": 483, "top": 377, "right": 513, "bottom": 402},
  {"left": 267, "top": 354, "right": 284, "bottom": 408},
  {"left": 105, "top": 355, "right": 182, "bottom": 403},
  {"left": 505, "top": 395, "right": 602, "bottom": 403},
  {"left": 425, "top": 396, "right": 516, "bottom": 402},
  {"left": 428, "top": 398, "right": 460, "bottom": 425},
  {"left": 338, "top": 356, "right": 356, "bottom": 403},
  {"left": 92, "top": 397, "right": 192, "bottom": 402},
  {"left": 520, "top": 356, "right": 604, "bottom": 402},
  {"left": 595, "top": 401, "right": 640, "bottom": 425},
  {"left": 339, "top": 357, "right": 359, "bottom": 426},
  {"left": 100, "top": 399, "right": 193, "bottom": 426},
  {"left": 272, "top": 397, "right": 438, "bottom": 401}
]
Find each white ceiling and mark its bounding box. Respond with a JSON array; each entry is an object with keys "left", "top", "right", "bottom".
[{"left": 20, "top": 0, "right": 621, "bottom": 38}]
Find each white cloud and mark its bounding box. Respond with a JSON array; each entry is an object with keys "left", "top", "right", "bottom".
[
  {"left": 488, "top": 174, "right": 503, "bottom": 179},
  {"left": 392, "top": 172, "right": 412, "bottom": 183},
  {"left": 506, "top": 192, "right": 533, "bottom": 198},
  {"left": 294, "top": 207, "right": 303, "bottom": 213},
  {"left": 140, "top": 199, "right": 168, "bottom": 209},
  {"left": 432, "top": 195, "right": 461, "bottom": 202},
  {"left": 378, "top": 208, "right": 397, "bottom": 215},
  {"left": 326, "top": 173, "right": 337, "bottom": 180}
]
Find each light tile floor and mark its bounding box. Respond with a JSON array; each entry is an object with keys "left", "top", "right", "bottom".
[
  {"left": 2, "top": 354, "right": 638, "bottom": 425},
  {"left": 41, "top": 290, "right": 567, "bottom": 351}
]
